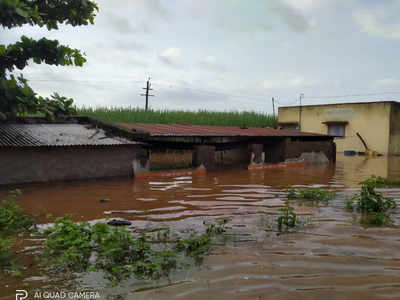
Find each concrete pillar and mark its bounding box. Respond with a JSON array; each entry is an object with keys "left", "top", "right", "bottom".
[
  {"left": 193, "top": 145, "right": 216, "bottom": 169},
  {"left": 132, "top": 148, "right": 150, "bottom": 175},
  {"left": 249, "top": 144, "right": 264, "bottom": 165}
]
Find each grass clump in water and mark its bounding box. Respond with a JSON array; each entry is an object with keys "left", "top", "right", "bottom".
[
  {"left": 41, "top": 216, "right": 230, "bottom": 283},
  {"left": 286, "top": 185, "right": 336, "bottom": 203},
  {"left": 259, "top": 202, "right": 312, "bottom": 233},
  {"left": 346, "top": 177, "right": 397, "bottom": 225},
  {"left": 277, "top": 206, "right": 298, "bottom": 232}
]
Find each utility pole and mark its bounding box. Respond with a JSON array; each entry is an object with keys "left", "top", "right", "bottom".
[
  {"left": 140, "top": 77, "right": 154, "bottom": 110},
  {"left": 298, "top": 93, "right": 304, "bottom": 131},
  {"left": 272, "top": 97, "right": 275, "bottom": 118}
]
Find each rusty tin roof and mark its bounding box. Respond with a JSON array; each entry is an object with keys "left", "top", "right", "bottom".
[
  {"left": 117, "top": 123, "right": 328, "bottom": 138},
  {"left": 0, "top": 123, "right": 139, "bottom": 148}
]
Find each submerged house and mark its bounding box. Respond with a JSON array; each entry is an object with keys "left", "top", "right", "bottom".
[
  {"left": 278, "top": 101, "right": 400, "bottom": 155},
  {"left": 0, "top": 117, "right": 337, "bottom": 185},
  {"left": 0, "top": 117, "right": 148, "bottom": 185},
  {"left": 117, "top": 123, "right": 336, "bottom": 169}
]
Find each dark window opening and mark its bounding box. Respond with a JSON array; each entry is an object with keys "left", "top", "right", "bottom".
[{"left": 328, "top": 123, "right": 345, "bottom": 137}]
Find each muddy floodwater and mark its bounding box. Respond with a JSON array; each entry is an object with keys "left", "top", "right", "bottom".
[{"left": 2, "top": 154, "right": 400, "bottom": 300}]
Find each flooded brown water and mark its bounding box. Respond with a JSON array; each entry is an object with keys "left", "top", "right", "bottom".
[{"left": 2, "top": 154, "right": 400, "bottom": 300}]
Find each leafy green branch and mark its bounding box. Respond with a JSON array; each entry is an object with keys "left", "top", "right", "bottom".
[
  {"left": 1, "top": 36, "right": 86, "bottom": 74},
  {"left": 0, "top": 0, "right": 97, "bottom": 121},
  {"left": 0, "top": 0, "right": 98, "bottom": 30}
]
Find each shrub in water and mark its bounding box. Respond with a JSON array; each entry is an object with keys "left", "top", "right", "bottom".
[
  {"left": 360, "top": 175, "right": 400, "bottom": 188},
  {"left": 347, "top": 177, "right": 397, "bottom": 225},
  {"left": 286, "top": 185, "right": 336, "bottom": 202}
]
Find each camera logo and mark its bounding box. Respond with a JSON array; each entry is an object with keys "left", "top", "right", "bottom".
[{"left": 16, "top": 290, "right": 28, "bottom": 300}]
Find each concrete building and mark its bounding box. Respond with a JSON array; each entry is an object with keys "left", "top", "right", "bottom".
[
  {"left": 278, "top": 101, "right": 400, "bottom": 155},
  {"left": 0, "top": 117, "right": 148, "bottom": 185}
]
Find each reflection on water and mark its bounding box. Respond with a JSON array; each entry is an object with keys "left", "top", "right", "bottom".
[{"left": 2, "top": 154, "right": 400, "bottom": 299}]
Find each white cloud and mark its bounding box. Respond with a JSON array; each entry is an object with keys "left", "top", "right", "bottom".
[
  {"left": 374, "top": 78, "right": 400, "bottom": 89},
  {"left": 263, "top": 73, "right": 315, "bottom": 90},
  {"left": 198, "top": 56, "right": 226, "bottom": 72},
  {"left": 158, "top": 47, "right": 183, "bottom": 66},
  {"left": 354, "top": 9, "right": 400, "bottom": 40},
  {"left": 268, "top": 1, "right": 311, "bottom": 32},
  {"left": 283, "top": 0, "right": 328, "bottom": 12}
]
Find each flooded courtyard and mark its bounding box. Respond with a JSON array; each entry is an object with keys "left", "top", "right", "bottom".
[{"left": 2, "top": 153, "right": 400, "bottom": 300}]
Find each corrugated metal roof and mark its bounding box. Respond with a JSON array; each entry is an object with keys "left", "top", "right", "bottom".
[
  {"left": 0, "top": 125, "right": 43, "bottom": 147},
  {"left": 0, "top": 123, "right": 139, "bottom": 148},
  {"left": 117, "top": 123, "right": 328, "bottom": 138}
]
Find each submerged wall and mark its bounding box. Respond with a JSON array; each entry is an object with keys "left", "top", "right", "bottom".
[
  {"left": 284, "top": 139, "right": 336, "bottom": 163},
  {"left": 0, "top": 146, "right": 144, "bottom": 185},
  {"left": 150, "top": 150, "right": 192, "bottom": 170},
  {"left": 190, "top": 138, "right": 336, "bottom": 170}
]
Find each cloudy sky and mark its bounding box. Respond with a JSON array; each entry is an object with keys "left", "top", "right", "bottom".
[{"left": 4, "top": 0, "right": 400, "bottom": 113}]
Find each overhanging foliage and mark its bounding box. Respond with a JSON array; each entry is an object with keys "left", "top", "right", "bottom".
[{"left": 0, "top": 0, "right": 98, "bottom": 120}]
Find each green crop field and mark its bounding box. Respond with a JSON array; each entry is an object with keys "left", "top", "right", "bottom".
[{"left": 77, "top": 107, "right": 277, "bottom": 128}]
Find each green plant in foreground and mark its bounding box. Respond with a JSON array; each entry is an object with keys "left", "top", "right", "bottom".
[
  {"left": 0, "top": 238, "right": 14, "bottom": 268},
  {"left": 42, "top": 215, "right": 92, "bottom": 271},
  {"left": 286, "top": 185, "right": 336, "bottom": 202},
  {"left": 0, "top": 189, "right": 35, "bottom": 236},
  {"left": 1, "top": 0, "right": 97, "bottom": 120},
  {"left": 0, "top": 189, "right": 36, "bottom": 275},
  {"left": 42, "top": 216, "right": 229, "bottom": 283},
  {"left": 347, "top": 178, "right": 397, "bottom": 225},
  {"left": 176, "top": 230, "right": 212, "bottom": 258}
]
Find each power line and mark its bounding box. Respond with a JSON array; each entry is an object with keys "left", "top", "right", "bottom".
[
  {"left": 305, "top": 91, "right": 400, "bottom": 99},
  {"left": 29, "top": 79, "right": 143, "bottom": 83},
  {"left": 154, "top": 80, "right": 269, "bottom": 100},
  {"left": 274, "top": 98, "right": 299, "bottom": 106}
]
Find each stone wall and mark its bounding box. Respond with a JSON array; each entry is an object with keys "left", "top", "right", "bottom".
[{"left": 0, "top": 146, "right": 144, "bottom": 185}]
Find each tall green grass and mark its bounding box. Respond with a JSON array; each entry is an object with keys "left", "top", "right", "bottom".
[{"left": 77, "top": 106, "right": 277, "bottom": 127}]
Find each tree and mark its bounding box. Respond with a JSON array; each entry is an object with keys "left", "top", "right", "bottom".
[{"left": 0, "top": 0, "right": 98, "bottom": 121}]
